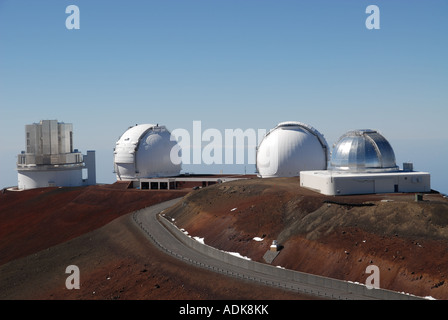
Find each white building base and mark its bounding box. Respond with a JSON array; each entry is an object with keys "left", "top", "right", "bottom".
[
  {"left": 18, "top": 167, "right": 83, "bottom": 190},
  {"left": 300, "top": 170, "right": 431, "bottom": 196}
]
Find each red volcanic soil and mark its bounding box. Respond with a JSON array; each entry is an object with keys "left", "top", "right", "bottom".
[
  {"left": 3, "top": 177, "right": 448, "bottom": 300},
  {"left": 166, "top": 177, "right": 448, "bottom": 300},
  {"left": 0, "top": 183, "right": 312, "bottom": 300},
  {"left": 0, "top": 182, "right": 187, "bottom": 265}
]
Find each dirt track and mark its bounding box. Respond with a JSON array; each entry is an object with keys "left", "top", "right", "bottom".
[
  {"left": 165, "top": 177, "right": 448, "bottom": 299},
  {"left": 0, "top": 183, "right": 313, "bottom": 300},
  {"left": 1, "top": 178, "right": 448, "bottom": 300}
]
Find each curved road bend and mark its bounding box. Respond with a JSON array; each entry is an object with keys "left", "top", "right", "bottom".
[{"left": 132, "top": 198, "right": 417, "bottom": 300}]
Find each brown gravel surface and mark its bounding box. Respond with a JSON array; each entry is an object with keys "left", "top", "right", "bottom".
[
  {"left": 0, "top": 183, "right": 313, "bottom": 300},
  {"left": 2, "top": 177, "right": 448, "bottom": 300},
  {"left": 166, "top": 177, "right": 448, "bottom": 300}
]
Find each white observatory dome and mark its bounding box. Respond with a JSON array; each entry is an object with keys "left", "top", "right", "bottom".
[
  {"left": 256, "top": 121, "right": 329, "bottom": 178},
  {"left": 114, "top": 124, "right": 181, "bottom": 180},
  {"left": 330, "top": 129, "right": 398, "bottom": 172}
]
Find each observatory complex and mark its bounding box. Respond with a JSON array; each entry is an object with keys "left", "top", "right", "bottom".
[
  {"left": 254, "top": 123, "right": 430, "bottom": 196},
  {"left": 16, "top": 120, "right": 96, "bottom": 190},
  {"left": 300, "top": 129, "right": 431, "bottom": 196},
  {"left": 113, "top": 123, "right": 250, "bottom": 189},
  {"left": 15, "top": 119, "right": 430, "bottom": 197},
  {"left": 256, "top": 121, "right": 329, "bottom": 178}
]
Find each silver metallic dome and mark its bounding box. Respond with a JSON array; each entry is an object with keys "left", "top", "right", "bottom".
[{"left": 330, "top": 129, "right": 398, "bottom": 172}]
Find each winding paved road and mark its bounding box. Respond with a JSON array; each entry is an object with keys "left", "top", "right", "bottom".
[{"left": 132, "top": 198, "right": 423, "bottom": 300}]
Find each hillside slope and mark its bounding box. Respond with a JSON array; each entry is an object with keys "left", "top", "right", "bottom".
[
  {"left": 165, "top": 177, "right": 448, "bottom": 299},
  {"left": 0, "top": 183, "right": 312, "bottom": 300},
  {"left": 0, "top": 183, "right": 188, "bottom": 265},
  {"left": 2, "top": 178, "right": 448, "bottom": 300}
]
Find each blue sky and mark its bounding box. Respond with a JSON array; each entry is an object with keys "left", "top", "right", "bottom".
[{"left": 1, "top": 0, "right": 447, "bottom": 193}]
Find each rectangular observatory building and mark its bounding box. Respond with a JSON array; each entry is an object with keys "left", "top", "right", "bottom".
[{"left": 300, "top": 169, "right": 431, "bottom": 196}]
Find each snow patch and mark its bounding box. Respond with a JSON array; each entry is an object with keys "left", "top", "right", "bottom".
[
  {"left": 193, "top": 236, "right": 205, "bottom": 244},
  {"left": 346, "top": 280, "right": 433, "bottom": 299},
  {"left": 230, "top": 207, "right": 237, "bottom": 212},
  {"left": 253, "top": 237, "right": 264, "bottom": 242},
  {"left": 223, "top": 251, "right": 251, "bottom": 260}
]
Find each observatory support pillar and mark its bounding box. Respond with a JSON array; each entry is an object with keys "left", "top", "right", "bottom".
[{"left": 83, "top": 150, "right": 96, "bottom": 186}]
